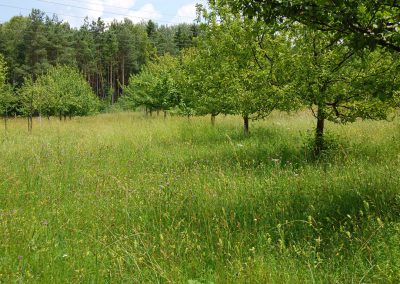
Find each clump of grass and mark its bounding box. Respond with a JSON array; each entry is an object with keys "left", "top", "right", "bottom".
[{"left": 0, "top": 112, "right": 399, "bottom": 283}]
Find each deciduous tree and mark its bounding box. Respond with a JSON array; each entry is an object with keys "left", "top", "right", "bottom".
[
  {"left": 221, "top": 0, "right": 400, "bottom": 52},
  {"left": 289, "top": 26, "right": 400, "bottom": 154},
  {"left": 0, "top": 54, "right": 16, "bottom": 131}
]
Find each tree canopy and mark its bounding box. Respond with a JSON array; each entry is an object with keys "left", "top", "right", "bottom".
[
  {"left": 286, "top": 26, "right": 400, "bottom": 153},
  {"left": 122, "top": 54, "right": 180, "bottom": 115},
  {"left": 177, "top": 5, "right": 295, "bottom": 133},
  {"left": 19, "top": 66, "right": 99, "bottom": 121},
  {"left": 219, "top": 0, "right": 400, "bottom": 52},
  {"left": 0, "top": 54, "right": 16, "bottom": 126}
]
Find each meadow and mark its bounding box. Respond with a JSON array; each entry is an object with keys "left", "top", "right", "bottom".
[{"left": 0, "top": 112, "right": 399, "bottom": 283}]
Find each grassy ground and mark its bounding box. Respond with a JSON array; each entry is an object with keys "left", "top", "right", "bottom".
[{"left": 0, "top": 112, "right": 399, "bottom": 283}]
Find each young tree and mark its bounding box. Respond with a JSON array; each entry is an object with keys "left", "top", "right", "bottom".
[
  {"left": 19, "top": 66, "right": 99, "bottom": 131},
  {"left": 43, "top": 66, "right": 99, "bottom": 119},
  {"left": 289, "top": 27, "right": 400, "bottom": 155},
  {"left": 0, "top": 54, "right": 16, "bottom": 131},
  {"left": 123, "top": 54, "right": 179, "bottom": 116},
  {"left": 19, "top": 77, "right": 38, "bottom": 132},
  {"left": 178, "top": 44, "right": 234, "bottom": 124},
  {"left": 180, "top": 4, "right": 293, "bottom": 133}
]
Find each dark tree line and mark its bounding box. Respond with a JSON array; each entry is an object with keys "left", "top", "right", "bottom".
[{"left": 0, "top": 9, "right": 199, "bottom": 103}]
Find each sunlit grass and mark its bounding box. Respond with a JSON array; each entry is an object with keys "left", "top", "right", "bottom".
[{"left": 0, "top": 112, "right": 399, "bottom": 283}]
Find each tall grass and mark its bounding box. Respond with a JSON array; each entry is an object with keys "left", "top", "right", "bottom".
[{"left": 0, "top": 112, "right": 399, "bottom": 283}]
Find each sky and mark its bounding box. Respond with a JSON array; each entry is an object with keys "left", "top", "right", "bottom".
[{"left": 0, "top": 0, "right": 207, "bottom": 27}]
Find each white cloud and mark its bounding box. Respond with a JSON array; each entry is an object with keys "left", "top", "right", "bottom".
[
  {"left": 171, "top": 1, "right": 208, "bottom": 24},
  {"left": 42, "top": 0, "right": 216, "bottom": 28},
  {"left": 104, "top": 0, "right": 136, "bottom": 8},
  {"left": 85, "top": 1, "right": 105, "bottom": 19},
  {"left": 52, "top": 1, "right": 210, "bottom": 27},
  {"left": 58, "top": 0, "right": 147, "bottom": 27},
  {"left": 103, "top": 3, "right": 162, "bottom": 25},
  {"left": 172, "top": 2, "right": 198, "bottom": 24},
  {"left": 126, "top": 3, "right": 162, "bottom": 23}
]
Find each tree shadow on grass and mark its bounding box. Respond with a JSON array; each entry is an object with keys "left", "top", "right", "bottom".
[
  {"left": 173, "top": 126, "right": 357, "bottom": 173},
  {"left": 173, "top": 122, "right": 399, "bottom": 174},
  {"left": 164, "top": 176, "right": 400, "bottom": 262}
]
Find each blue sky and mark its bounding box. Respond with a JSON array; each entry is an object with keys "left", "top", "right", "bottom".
[{"left": 0, "top": 0, "right": 207, "bottom": 27}]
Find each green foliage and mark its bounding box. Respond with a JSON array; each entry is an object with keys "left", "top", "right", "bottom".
[
  {"left": 19, "top": 66, "right": 99, "bottom": 119},
  {"left": 18, "top": 76, "right": 37, "bottom": 129},
  {"left": 122, "top": 54, "right": 180, "bottom": 113},
  {"left": 0, "top": 9, "right": 198, "bottom": 100},
  {"left": 120, "top": 2, "right": 398, "bottom": 140},
  {"left": 0, "top": 16, "right": 30, "bottom": 85},
  {"left": 0, "top": 54, "right": 6, "bottom": 90},
  {"left": 222, "top": 0, "right": 400, "bottom": 52},
  {"left": 174, "top": 23, "right": 199, "bottom": 51},
  {"left": 290, "top": 27, "right": 399, "bottom": 123},
  {"left": 146, "top": 20, "right": 200, "bottom": 56},
  {"left": 175, "top": 4, "right": 298, "bottom": 132},
  {"left": 0, "top": 55, "right": 16, "bottom": 117}
]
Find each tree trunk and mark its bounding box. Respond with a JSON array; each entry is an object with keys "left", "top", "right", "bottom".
[
  {"left": 164, "top": 111, "right": 167, "bottom": 119},
  {"left": 100, "top": 70, "right": 105, "bottom": 98},
  {"left": 28, "top": 97, "right": 33, "bottom": 133},
  {"left": 314, "top": 106, "right": 325, "bottom": 156},
  {"left": 122, "top": 57, "right": 125, "bottom": 91},
  {"left": 96, "top": 74, "right": 98, "bottom": 97},
  {"left": 4, "top": 110, "right": 8, "bottom": 133},
  {"left": 211, "top": 114, "right": 216, "bottom": 127},
  {"left": 28, "top": 115, "right": 33, "bottom": 133},
  {"left": 243, "top": 115, "right": 249, "bottom": 135},
  {"left": 110, "top": 63, "right": 115, "bottom": 104},
  {"left": 109, "top": 64, "right": 111, "bottom": 91}
]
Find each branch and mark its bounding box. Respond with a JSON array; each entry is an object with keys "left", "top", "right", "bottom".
[
  {"left": 251, "top": 46, "right": 265, "bottom": 70},
  {"left": 331, "top": 50, "right": 355, "bottom": 73}
]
